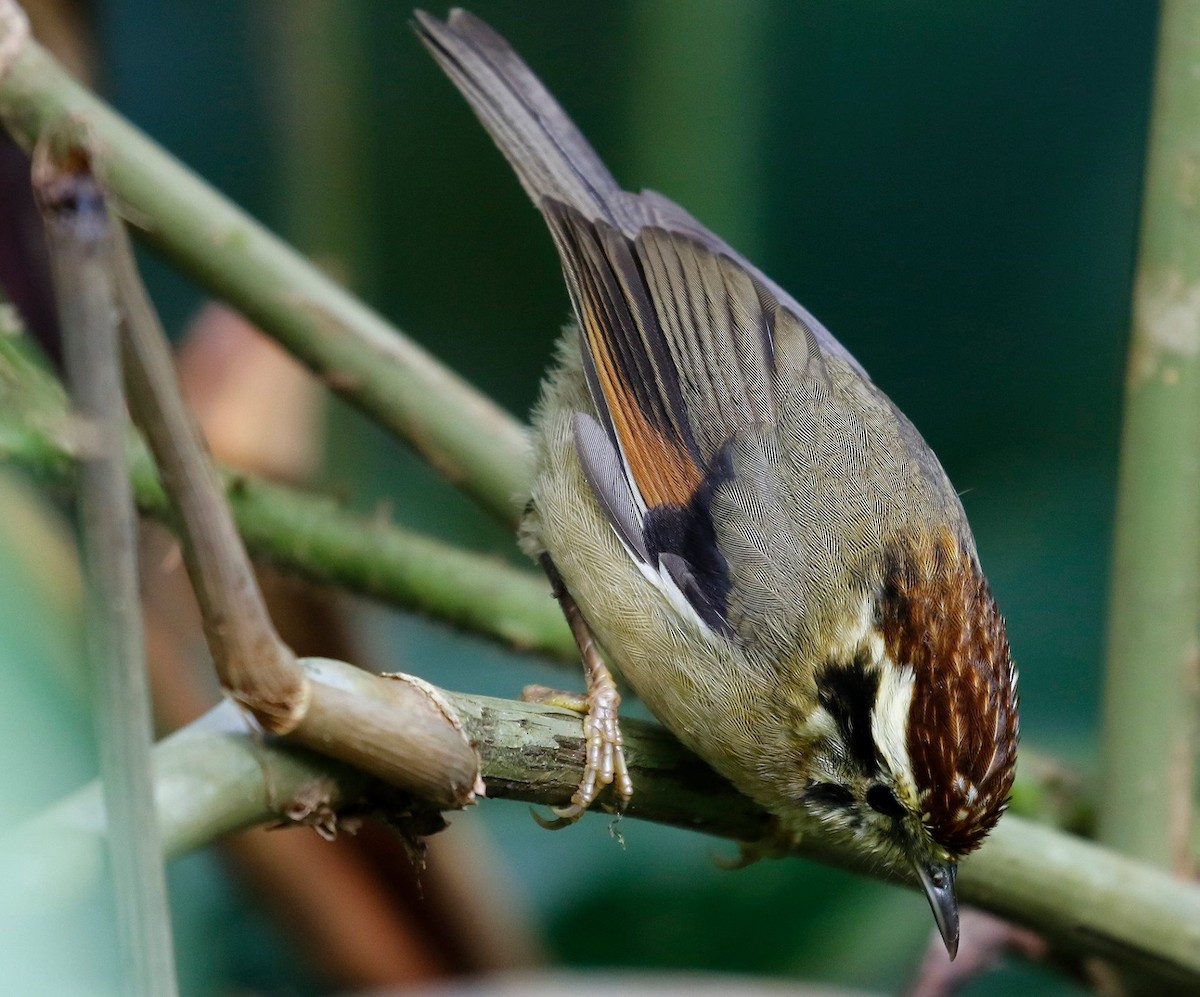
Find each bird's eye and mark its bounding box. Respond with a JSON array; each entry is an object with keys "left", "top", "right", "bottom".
[
  {"left": 805, "top": 782, "right": 854, "bottom": 808},
  {"left": 866, "top": 784, "right": 905, "bottom": 819}
]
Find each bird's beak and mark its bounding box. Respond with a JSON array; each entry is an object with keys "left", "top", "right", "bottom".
[{"left": 916, "top": 860, "right": 959, "bottom": 959}]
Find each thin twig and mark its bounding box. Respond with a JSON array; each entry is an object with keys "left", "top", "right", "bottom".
[
  {"left": 96, "top": 188, "right": 481, "bottom": 801},
  {"left": 33, "top": 130, "right": 178, "bottom": 996},
  {"left": 0, "top": 0, "right": 530, "bottom": 525},
  {"left": 109, "top": 213, "right": 311, "bottom": 734}
]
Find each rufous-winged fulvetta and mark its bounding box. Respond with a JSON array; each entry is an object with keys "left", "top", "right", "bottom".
[{"left": 415, "top": 8, "right": 1018, "bottom": 957}]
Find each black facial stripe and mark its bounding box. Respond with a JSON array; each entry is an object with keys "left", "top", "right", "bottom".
[
  {"left": 804, "top": 782, "right": 854, "bottom": 809},
  {"left": 817, "top": 657, "right": 881, "bottom": 775},
  {"left": 867, "top": 784, "right": 906, "bottom": 820}
]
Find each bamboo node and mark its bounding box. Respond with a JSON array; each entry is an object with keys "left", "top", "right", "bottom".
[{"left": 383, "top": 671, "right": 485, "bottom": 799}]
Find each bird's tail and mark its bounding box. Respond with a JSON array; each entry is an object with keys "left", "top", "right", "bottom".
[{"left": 413, "top": 8, "right": 636, "bottom": 231}]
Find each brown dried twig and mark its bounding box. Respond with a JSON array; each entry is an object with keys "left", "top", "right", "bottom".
[{"left": 69, "top": 136, "right": 486, "bottom": 808}]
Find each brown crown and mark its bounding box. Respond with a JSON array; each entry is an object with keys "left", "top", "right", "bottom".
[{"left": 877, "top": 528, "right": 1019, "bottom": 857}]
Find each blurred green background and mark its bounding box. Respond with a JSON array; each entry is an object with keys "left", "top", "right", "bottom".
[{"left": 0, "top": 0, "right": 1161, "bottom": 994}]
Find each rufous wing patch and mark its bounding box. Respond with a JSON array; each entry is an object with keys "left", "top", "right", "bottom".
[
  {"left": 546, "top": 198, "right": 705, "bottom": 512},
  {"left": 578, "top": 289, "right": 704, "bottom": 508}
]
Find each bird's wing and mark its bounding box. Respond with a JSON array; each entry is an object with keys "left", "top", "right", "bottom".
[
  {"left": 414, "top": 9, "right": 875, "bottom": 639},
  {"left": 547, "top": 201, "right": 801, "bottom": 636}
]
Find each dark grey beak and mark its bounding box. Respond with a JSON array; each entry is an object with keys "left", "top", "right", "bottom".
[{"left": 916, "top": 861, "right": 959, "bottom": 959}]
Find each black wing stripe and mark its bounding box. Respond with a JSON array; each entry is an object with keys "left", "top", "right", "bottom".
[{"left": 550, "top": 203, "right": 663, "bottom": 439}]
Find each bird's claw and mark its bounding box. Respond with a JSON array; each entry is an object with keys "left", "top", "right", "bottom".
[
  {"left": 530, "top": 555, "right": 634, "bottom": 829},
  {"left": 525, "top": 669, "right": 632, "bottom": 828}
]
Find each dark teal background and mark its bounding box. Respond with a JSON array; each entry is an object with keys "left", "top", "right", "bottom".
[{"left": 19, "top": 1, "right": 1162, "bottom": 993}]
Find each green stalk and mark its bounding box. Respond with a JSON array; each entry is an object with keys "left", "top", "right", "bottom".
[
  {"left": 0, "top": 1, "right": 530, "bottom": 526},
  {"left": 21, "top": 670, "right": 1200, "bottom": 989},
  {"left": 34, "top": 134, "right": 178, "bottom": 995},
  {"left": 1098, "top": 0, "right": 1200, "bottom": 871}
]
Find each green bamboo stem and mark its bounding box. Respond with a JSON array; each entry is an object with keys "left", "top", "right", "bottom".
[
  {"left": 33, "top": 133, "right": 179, "bottom": 996},
  {"left": 0, "top": 0, "right": 530, "bottom": 526},
  {"left": 21, "top": 667, "right": 1200, "bottom": 988},
  {"left": 1098, "top": 0, "right": 1200, "bottom": 871},
  {"left": 0, "top": 329, "right": 575, "bottom": 660}
]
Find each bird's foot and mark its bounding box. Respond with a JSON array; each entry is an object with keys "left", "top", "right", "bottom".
[
  {"left": 530, "top": 553, "right": 634, "bottom": 828},
  {"left": 522, "top": 665, "right": 632, "bottom": 829}
]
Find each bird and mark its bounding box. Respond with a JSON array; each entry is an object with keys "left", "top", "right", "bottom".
[{"left": 414, "top": 8, "right": 1018, "bottom": 959}]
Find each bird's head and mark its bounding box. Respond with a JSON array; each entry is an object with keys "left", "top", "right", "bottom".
[{"left": 798, "top": 528, "right": 1019, "bottom": 958}]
